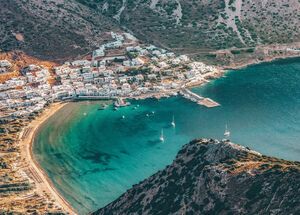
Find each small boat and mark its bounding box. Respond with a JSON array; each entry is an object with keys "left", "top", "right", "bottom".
[
  {"left": 146, "top": 113, "right": 149, "bottom": 117},
  {"left": 98, "top": 104, "right": 108, "bottom": 110},
  {"left": 171, "top": 115, "right": 175, "bottom": 127},
  {"left": 152, "top": 111, "right": 155, "bottom": 114},
  {"left": 159, "top": 129, "right": 164, "bottom": 142},
  {"left": 122, "top": 115, "right": 125, "bottom": 119},
  {"left": 224, "top": 124, "right": 230, "bottom": 138},
  {"left": 114, "top": 98, "right": 131, "bottom": 108}
]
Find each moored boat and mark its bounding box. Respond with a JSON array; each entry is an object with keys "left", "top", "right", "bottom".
[
  {"left": 224, "top": 124, "right": 230, "bottom": 138},
  {"left": 98, "top": 104, "right": 108, "bottom": 110},
  {"left": 114, "top": 98, "right": 131, "bottom": 108},
  {"left": 160, "top": 129, "right": 164, "bottom": 142}
]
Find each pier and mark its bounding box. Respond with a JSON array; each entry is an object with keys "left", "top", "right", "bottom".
[
  {"left": 180, "top": 89, "right": 220, "bottom": 108},
  {"left": 68, "top": 96, "right": 118, "bottom": 101}
]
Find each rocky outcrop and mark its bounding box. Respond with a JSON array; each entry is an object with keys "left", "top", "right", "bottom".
[{"left": 93, "top": 139, "right": 300, "bottom": 215}]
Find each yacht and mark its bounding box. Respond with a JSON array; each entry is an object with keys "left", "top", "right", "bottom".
[
  {"left": 171, "top": 115, "right": 175, "bottom": 127},
  {"left": 224, "top": 124, "right": 230, "bottom": 138},
  {"left": 159, "top": 129, "right": 164, "bottom": 142}
]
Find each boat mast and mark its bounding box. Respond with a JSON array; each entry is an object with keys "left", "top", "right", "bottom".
[{"left": 224, "top": 124, "right": 230, "bottom": 138}]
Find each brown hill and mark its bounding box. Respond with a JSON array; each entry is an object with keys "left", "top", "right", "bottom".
[{"left": 0, "top": 0, "right": 120, "bottom": 62}]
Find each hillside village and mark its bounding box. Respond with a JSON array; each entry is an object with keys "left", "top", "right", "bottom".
[{"left": 0, "top": 31, "right": 220, "bottom": 118}]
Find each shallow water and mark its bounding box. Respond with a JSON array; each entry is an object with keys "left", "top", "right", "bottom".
[{"left": 34, "top": 58, "right": 300, "bottom": 214}]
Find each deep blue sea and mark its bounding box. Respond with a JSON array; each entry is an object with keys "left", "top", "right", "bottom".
[{"left": 33, "top": 58, "right": 300, "bottom": 214}]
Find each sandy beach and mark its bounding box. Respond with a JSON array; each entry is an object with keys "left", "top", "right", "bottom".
[{"left": 19, "top": 102, "right": 77, "bottom": 215}]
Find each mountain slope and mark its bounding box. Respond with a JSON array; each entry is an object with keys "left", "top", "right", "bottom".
[
  {"left": 1, "top": 0, "right": 300, "bottom": 65},
  {"left": 78, "top": 0, "right": 300, "bottom": 52},
  {"left": 93, "top": 139, "right": 300, "bottom": 215},
  {"left": 0, "top": 0, "right": 120, "bottom": 61}
]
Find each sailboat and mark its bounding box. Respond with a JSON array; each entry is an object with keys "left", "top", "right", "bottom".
[
  {"left": 224, "top": 124, "right": 230, "bottom": 138},
  {"left": 159, "top": 129, "right": 164, "bottom": 142},
  {"left": 171, "top": 115, "right": 175, "bottom": 127}
]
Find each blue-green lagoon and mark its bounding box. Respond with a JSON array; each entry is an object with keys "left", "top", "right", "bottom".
[{"left": 34, "top": 58, "right": 300, "bottom": 214}]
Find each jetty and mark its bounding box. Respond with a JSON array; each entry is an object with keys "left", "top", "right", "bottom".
[
  {"left": 180, "top": 89, "right": 220, "bottom": 108},
  {"left": 73, "top": 95, "right": 116, "bottom": 100}
]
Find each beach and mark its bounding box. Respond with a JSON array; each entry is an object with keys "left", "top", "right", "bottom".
[{"left": 19, "top": 102, "right": 77, "bottom": 215}]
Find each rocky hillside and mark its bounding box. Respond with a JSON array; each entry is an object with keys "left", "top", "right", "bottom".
[
  {"left": 0, "top": 0, "right": 120, "bottom": 61},
  {"left": 79, "top": 0, "right": 300, "bottom": 51},
  {"left": 93, "top": 139, "right": 300, "bottom": 215},
  {"left": 1, "top": 0, "right": 300, "bottom": 65}
]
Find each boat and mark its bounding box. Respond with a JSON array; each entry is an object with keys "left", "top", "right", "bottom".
[
  {"left": 159, "top": 129, "right": 164, "bottom": 142},
  {"left": 114, "top": 98, "right": 131, "bottom": 108},
  {"left": 122, "top": 115, "right": 125, "bottom": 119},
  {"left": 224, "top": 124, "right": 230, "bottom": 138},
  {"left": 98, "top": 104, "right": 108, "bottom": 110},
  {"left": 171, "top": 115, "right": 175, "bottom": 127}
]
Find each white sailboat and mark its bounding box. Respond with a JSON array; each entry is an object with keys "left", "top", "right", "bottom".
[
  {"left": 224, "top": 124, "right": 230, "bottom": 138},
  {"left": 171, "top": 115, "right": 175, "bottom": 127},
  {"left": 160, "top": 129, "right": 164, "bottom": 142}
]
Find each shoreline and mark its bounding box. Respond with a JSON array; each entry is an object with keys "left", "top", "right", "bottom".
[
  {"left": 19, "top": 102, "right": 77, "bottom": 215},
  {"left": 219, "top": 54, "right": 300, "bottom": 71}
]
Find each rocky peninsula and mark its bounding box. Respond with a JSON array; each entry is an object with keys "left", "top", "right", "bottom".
[{"left": 93, "top": 139, "right": 300, "bottom": 215}]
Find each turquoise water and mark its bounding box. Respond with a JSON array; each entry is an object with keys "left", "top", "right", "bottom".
[{"left": 34, "top": 58, "right": 300, "bottom": 214}]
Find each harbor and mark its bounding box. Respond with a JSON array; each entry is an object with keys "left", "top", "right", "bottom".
[{"left": 21, "top": 57, "right": 300, "bottom": 214}]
